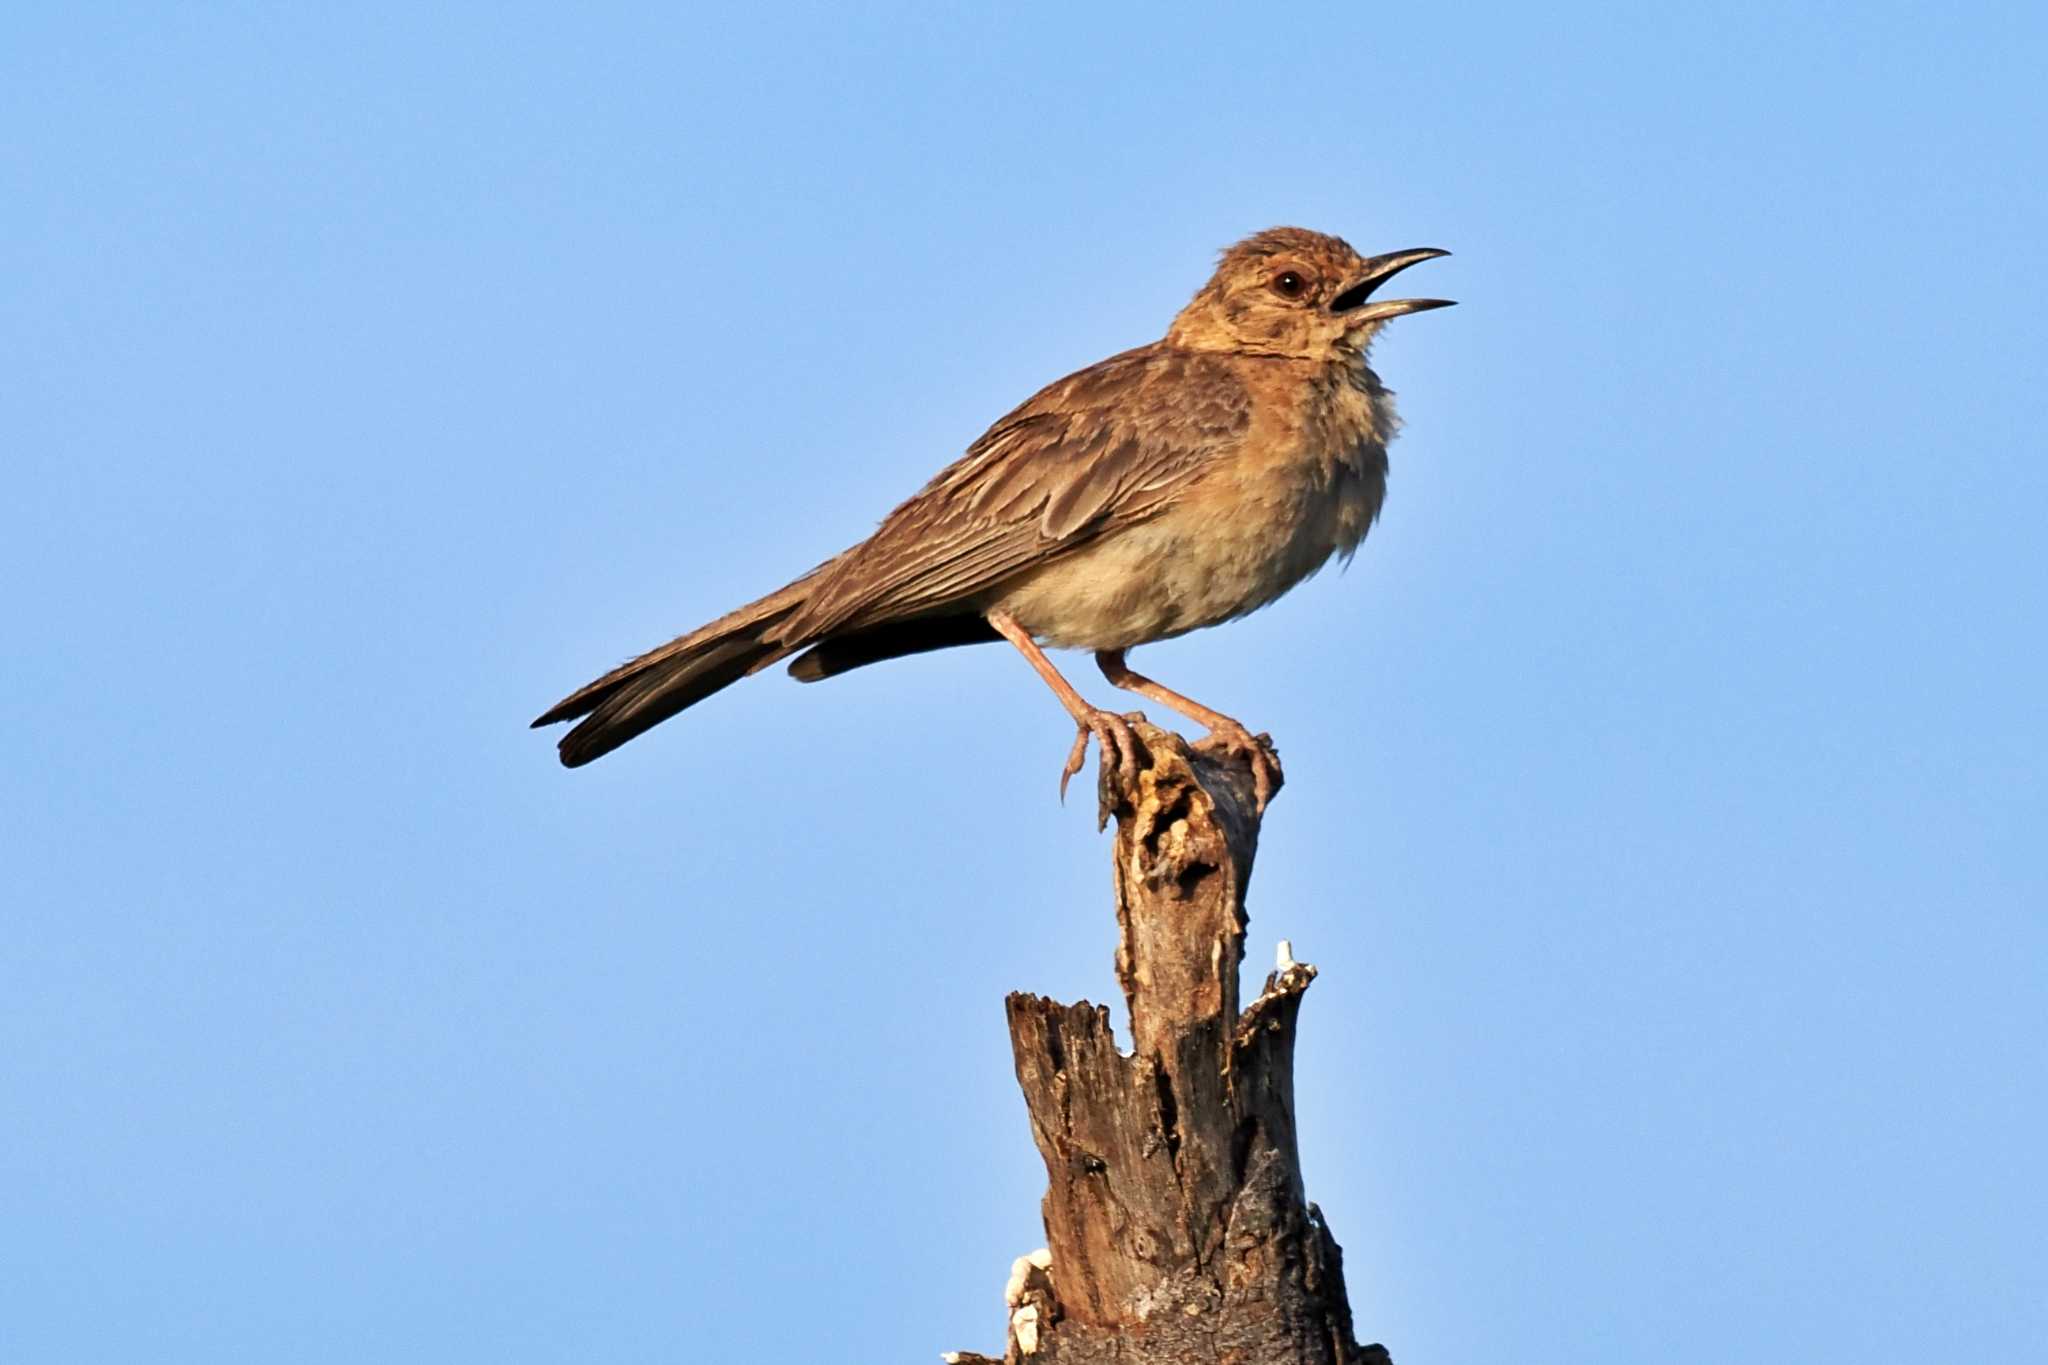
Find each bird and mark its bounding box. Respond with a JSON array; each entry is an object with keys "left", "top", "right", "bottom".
[{"left": 533, "top": 227, "right": 1451, "bottom": 811}]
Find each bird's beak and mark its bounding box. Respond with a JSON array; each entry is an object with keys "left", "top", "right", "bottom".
[{"left": 1329, "top": 247, "right": 1455, "bottom": 325}]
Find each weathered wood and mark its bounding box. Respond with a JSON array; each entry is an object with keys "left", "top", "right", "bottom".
[{"left": 949, "top": 723, "right": 1390, "bottom": 1365}]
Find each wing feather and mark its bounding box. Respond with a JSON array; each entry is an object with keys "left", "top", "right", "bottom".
[{"left": 774, "top": 345, "right": 1250, "bottom": 642}]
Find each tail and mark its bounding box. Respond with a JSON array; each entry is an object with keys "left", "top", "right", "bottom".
[
  {"left": 531, "top": 579, "right": 813, "bottom": 767},
  {"left": 784, "top": 613, "right": 999, "bottom": 681}
]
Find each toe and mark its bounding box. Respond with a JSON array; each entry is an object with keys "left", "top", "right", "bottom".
[
  {"left": 1058, "top": 726, "right": 1090, "bottom": 802},
  {"left": 1102, "top": 713, "right": 1141, "bottom": 782}
]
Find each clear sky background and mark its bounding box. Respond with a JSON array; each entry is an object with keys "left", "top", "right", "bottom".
[{"left": 4, "top": 4, "right": 2043, "bottom": 1361}]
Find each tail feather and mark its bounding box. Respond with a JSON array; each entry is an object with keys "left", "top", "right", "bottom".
[
  {"left": 533, "top": 558, "right": 1006, "bottom": 766},
  {"left": 532, "top": 578, "right": 814, "bottom": 767},
  {"left": 786, "top": 613, "right": 999, "bottom": 682},
  {"left": 552, "top": 634, "right": 792, "bottom": 767}
]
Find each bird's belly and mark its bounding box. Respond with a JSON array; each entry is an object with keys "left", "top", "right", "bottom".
[{"left": 990, "top": 463, "right": 1379, "bottom": 652}]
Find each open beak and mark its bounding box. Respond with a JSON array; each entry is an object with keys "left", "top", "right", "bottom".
[{"left": 1329, "top": 247, "right": 1454, "bottom": 325}]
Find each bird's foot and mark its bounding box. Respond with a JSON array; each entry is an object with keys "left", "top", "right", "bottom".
[
  {"left": 1059, "top": 708, "right": 1147, "bottom": 804},
  {"left": 1192, "top": 721, "right": 1283, "bottom": 814}
]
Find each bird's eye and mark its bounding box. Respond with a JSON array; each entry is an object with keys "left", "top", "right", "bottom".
[{"left": 1271, "top": 270, "right": 1312, "bottom": 300}]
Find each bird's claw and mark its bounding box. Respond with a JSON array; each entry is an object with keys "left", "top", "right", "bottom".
[
  {"left": 1059, "top": 708, "right": 1146, "bottom": 804},
  {"left": 1193, "top": 721, "right": 1283, "bottom": 814}
]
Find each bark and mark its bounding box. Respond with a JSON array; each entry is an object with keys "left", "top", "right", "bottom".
[{"left": 948, "top": 722, "right": 1390, "bottom": 1365}]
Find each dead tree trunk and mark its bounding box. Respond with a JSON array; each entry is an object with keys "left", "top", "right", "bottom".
[{"left": 948, "top": 722, "right": 1391, "bottom": 1365}]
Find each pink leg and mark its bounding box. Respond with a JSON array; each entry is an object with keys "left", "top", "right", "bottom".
[
  {"left": 1095, "top": 649, "right": 1282, "bottom": 812},
  {"left": 987, "top": 611, "right": 1145, "bottom": 801}
]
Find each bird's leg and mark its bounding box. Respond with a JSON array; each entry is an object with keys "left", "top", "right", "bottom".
[
  {"left": 1094, "top": 649, "right": 1282, "bottom": 812},
  {"left": 987, "top": 611, "right": 1144, "bottom": 801}
]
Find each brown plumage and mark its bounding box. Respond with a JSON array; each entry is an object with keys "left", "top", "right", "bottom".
[{"left": 533, "top": 227, "right": 1453, "bottom": 805}]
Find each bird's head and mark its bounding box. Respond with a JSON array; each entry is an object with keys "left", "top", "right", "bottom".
[{"left": 1165, "top": 227, "right": 1452, "bottom": 361}]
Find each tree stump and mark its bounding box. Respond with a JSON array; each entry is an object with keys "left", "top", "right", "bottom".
[{"left": 948, "top": 722, "right": 1390, "bottom": 1365}]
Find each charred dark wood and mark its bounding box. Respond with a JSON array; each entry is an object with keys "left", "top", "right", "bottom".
[{"left": 949, "top": 723, "right": 1389, "bottom": 1365}]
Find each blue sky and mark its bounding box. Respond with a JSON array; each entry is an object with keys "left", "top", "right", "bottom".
[{"left": 3, "top": 4, "right": 2043, "bottom": 1361}]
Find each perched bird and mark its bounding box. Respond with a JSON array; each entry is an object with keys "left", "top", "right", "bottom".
[{"left": 533, "top": 227, "right": 1452, "bottom": 809}]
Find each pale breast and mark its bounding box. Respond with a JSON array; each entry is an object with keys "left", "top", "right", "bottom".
[{"left": 991, "top": 362, "right": 1394, "bottom": 651}]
